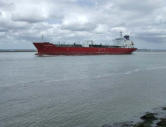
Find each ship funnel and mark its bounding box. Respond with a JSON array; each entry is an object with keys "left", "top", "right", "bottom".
[{"left": 124, "top": 35, "right": 130, "bottom": 40}]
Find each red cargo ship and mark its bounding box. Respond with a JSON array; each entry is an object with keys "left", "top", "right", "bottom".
[{"left": 33, "top": 35, "right": 137, "bottom": 56}]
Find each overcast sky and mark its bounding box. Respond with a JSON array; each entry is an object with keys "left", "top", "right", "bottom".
[{"left": 0, "top": 0, "right": 166, "bottom": 49}]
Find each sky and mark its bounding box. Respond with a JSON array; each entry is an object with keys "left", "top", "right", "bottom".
[{"left": 0, "top": 0, "right": 166, "bottom": 49}]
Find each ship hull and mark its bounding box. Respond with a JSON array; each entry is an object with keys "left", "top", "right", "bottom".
[{"left": 33, "top": 42, "right": 137, "bottom": 55}]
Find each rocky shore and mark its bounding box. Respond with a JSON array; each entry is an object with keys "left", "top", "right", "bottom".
[{"left": 102, "top": 107, "right": 166, "bottom": 127}]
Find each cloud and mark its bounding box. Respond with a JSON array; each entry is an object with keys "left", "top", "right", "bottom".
[
  {"left": 94, "top": 24, "right": 109, "bottom": 34},
  {"left": 0, "top": 0, "right": 166, "bottom": 49},
  {"left": 61, "top": 13, "right": 96, "bottom": 31}
]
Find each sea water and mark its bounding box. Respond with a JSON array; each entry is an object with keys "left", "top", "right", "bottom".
[{"left": 0, "top": 52, "right": 166, "bottom": 127}]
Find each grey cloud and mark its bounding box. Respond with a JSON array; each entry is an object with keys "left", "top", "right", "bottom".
[
  {"left": 0, "top": 0, "right": 166, "bottom": 49},
  {"left": 12, "top": 15, "right": 46, "bottom": 23},
  {"left": 61, "top": 23, "right": 96, "bottom": 31},
  {"left": 0, "top": 1, "right": 14, "bottom": 11},
  {"left": 0, "top": 28, "right": 9, "bottom": 32},
  {"left": 114, "top": 0, "right": 164, "bottom": 13},
  {"left": 136, "top": 32, "right": 166, "bottom": 43}
]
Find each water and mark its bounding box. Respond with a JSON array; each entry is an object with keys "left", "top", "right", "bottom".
[{"left": 0, "top": 52, "right": 166, "bottom": 127}]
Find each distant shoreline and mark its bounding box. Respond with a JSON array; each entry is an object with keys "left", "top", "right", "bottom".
[
  {"left": 136, "top": 49, "right": 166, "bottom": 52},
  {"left": 0, "top": 49, "right": 36, "bottom": 52},
  {"left": 0, "top": 49, "right": 166, "bottom": 52}
]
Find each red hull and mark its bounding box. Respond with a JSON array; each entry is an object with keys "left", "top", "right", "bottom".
[{"left": 33, "top": 42, "right": 137, "bottom": 55}]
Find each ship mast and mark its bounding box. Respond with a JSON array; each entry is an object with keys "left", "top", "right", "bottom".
[{"left": 120, "top": 31, "right": 123, "bottom": 38}]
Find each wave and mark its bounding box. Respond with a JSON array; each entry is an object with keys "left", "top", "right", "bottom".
[
  {"left": 124, "top": 68, "right": 140, "bottom": 75},
  {"left": 1, "top": 65, "right": 166, "bottom": 88},
  {"left": 146, "top": 66, "right": 166, "bottom": 71}
]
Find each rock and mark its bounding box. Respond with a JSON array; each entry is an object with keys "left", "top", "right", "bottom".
[
  {"left": 162, "top": 107, "right": 166, "bottom": 110},
  {"left": 140, "top": 112, "right": 157, "bottom": 121},
  {"left": 102, "top": 122, "right": 133, "bottom": 127},
  {"left": 133, "top": 122, "right": 152, "bottom": 127},
  {"left": 157, "top": 118, "right": 166, "bottom": 127},
  {"left": 102, "top": 124, "right": 113, "bottom": 127}
]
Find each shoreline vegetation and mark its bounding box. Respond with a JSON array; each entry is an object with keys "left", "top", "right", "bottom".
[
  {"left": 0, "top": 49, "right": 166, "bottom": 52},
  {"left": 102, "top": 106, "right": 166, "bottom": 127}
]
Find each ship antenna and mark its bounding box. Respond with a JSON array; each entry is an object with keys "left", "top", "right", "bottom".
[{"left": 120, "top": 31, "right": 123, "bottom": 38}]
